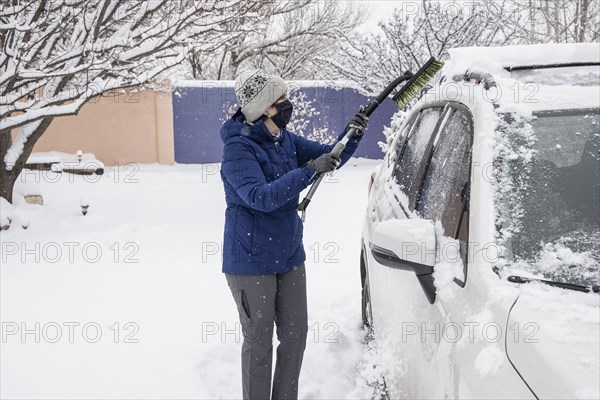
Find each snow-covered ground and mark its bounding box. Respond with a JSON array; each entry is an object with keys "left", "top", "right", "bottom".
[{"left": 1, "top": 158, "right": 387, "bottom": 399}]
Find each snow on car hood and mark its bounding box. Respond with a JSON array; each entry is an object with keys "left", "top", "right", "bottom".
[{"left": 506, "top": 284, "right": 600, "bottom": 399}]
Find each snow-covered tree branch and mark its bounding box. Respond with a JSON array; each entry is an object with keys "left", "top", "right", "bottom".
[
  {"left": 319, "top": 0, "right": 522, "bottom": 95},
  {"left": 0, "top": 0, "right": 263, "bottom": 202},
  {"left": 498, "top": 0, "right": 600, "bottom": 44},
  {"left": 187, "top": 0, "right": 365, "bottom": 80}
]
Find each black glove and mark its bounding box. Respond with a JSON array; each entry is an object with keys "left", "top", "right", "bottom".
[
  {"left": 307, "top": 153, "right": 340, "bottom": 174},
  {"left": 345, "top": 112, "right": 369, "bottom": 138}
]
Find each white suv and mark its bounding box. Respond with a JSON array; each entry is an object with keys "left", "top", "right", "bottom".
[{"left": 360, "top": 43, "right": 599, "bottom": 399}]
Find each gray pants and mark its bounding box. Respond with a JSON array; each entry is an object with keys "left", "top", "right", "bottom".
[{"left": 225, "top": 263, "right": 308, "bottom": 400}]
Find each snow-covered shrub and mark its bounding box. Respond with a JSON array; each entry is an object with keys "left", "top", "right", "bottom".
[
  {"left": 223, "top": 101, "right": 239, "bottom": 124},
  {"left": 80, "top": 197, "right": 90, "bottom": 216},
  {"left": 287, "top": 89, "right": 335, "bottom": 144}
]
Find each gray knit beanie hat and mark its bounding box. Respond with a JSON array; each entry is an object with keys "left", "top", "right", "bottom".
[{"left": 235, "top": 69, "right": 288, "bottom": 123}]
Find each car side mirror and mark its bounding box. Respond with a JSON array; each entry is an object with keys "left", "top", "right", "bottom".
[{"left": 370, "top": 218, "right": 437, "bottom": 304}]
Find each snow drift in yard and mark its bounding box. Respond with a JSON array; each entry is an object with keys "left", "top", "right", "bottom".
[{"left": 0, "top": 159, "right": 387, "bottom": 399}]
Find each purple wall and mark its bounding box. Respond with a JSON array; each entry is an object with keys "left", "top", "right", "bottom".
[{"left": 173, "top": 81, "right": 396, "bottom": 163}]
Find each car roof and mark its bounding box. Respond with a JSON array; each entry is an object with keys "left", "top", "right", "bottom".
[
  {"left": 432, "top": 43, "right": 600, "bottom": 114},
  {"left": 448, "top": 43, "right": 599, "bottom": 69}
]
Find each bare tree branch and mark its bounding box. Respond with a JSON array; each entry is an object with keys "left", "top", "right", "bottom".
[{"left": 0, "top": 0, "right": 264, "bottom": 202}]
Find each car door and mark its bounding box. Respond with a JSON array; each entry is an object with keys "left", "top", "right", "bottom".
[
  {"left": 366, "top": 105, "right": 445, "bottom": 336},
  {"left": 412, "top": 103, "right": 473, "bottom": 398},
  {"left": 368, "top": 101, "right": 474, "bottom": 398}
]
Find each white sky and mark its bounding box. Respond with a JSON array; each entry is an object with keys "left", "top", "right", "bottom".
[{"left": 354, "top": 0, "right": 408, "bottom": 33}]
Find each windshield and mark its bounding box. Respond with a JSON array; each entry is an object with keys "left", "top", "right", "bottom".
[{"left": 494, "top": 108, "right": 600, "bottom": 287}]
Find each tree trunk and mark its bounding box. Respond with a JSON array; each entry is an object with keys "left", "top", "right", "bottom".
[
  {"left": 0, "top": 128, "right": 15, "bottom": 203},
  {"left": 1, "top": 117, "right": 54, "bottom": 204},
  {"left": 216, "top": 48, "right": 228, "bottom": 80},
  {"left": 529, "top": 0, "right": 536, "bottom": 42},
  {"left": 579, "top": 0, "right": 589, "bottom": 42},
  {"left": 0, "top": 167, "right": 15, "bottom": 203},
  {"left": 553, "top": 1, "right": 560, "bottom": 42}
]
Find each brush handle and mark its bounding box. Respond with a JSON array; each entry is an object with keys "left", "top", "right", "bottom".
[
  {"left": 297, "top": 73, "right": 414, "bottom": 221},
  {"left": 297, "top": 131, "right": 353, "bottom": 221}
]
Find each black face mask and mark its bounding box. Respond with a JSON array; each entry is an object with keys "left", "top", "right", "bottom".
[{"left": 270, "top": 100, "right": 293, "bottom": 129}]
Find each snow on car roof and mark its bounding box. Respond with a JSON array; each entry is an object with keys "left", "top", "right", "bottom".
[
  {"left": 449, "top": 43, "right": 600, "bottom": 69},
  {"left": 439, "top": 43, "right": 600, "bottom": 114}
]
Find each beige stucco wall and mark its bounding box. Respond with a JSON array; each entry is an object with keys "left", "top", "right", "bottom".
[{"left": 11, "top": 87, "right": 174, "bottom": 166}]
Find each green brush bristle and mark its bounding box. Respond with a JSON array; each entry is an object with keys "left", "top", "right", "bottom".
[{"left": 394, "top": 59, "right": 444, "bottom": 109}]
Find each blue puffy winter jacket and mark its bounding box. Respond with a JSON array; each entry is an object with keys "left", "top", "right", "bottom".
[{"left": 220, "top": 108, "right": 361, "bottom": 275}]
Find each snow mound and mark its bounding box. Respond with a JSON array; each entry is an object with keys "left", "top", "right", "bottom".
[
  {"left": 14, "top": 182, "right": 43, "bottom": 197},
  {"left": 27, "top": 151, "right": 104, "bottom": 173},
  {"left": 0, "top": 196, "right": 13, "bottom": 228},
  {"left": 26, "top": 153, "right": 61, "bottom": 164}
]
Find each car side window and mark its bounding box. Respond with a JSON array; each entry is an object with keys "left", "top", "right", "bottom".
[
  {"left": 416, "top": 105, "right": 473, "bottom": 286},
  {"left": 393, "top": 107, "right": 443, "bottom": 205}
]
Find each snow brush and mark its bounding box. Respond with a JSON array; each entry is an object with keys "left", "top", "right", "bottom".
[{"left": 297, "top": 57, "right": 444, "bottom": 221}]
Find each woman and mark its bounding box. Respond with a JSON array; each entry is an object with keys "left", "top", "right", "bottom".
[{"left": 220, "top": 69, "right": 367, "bottom": 399}]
